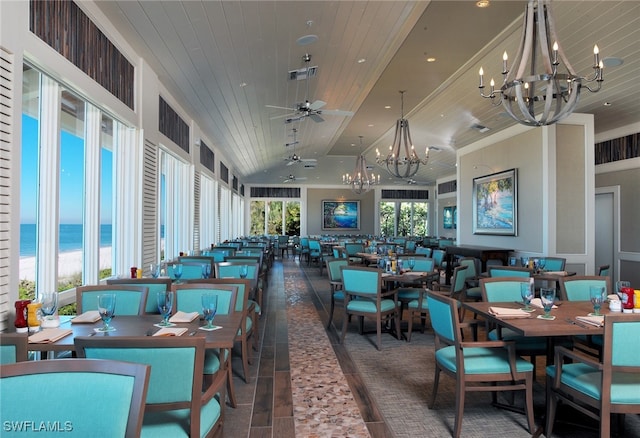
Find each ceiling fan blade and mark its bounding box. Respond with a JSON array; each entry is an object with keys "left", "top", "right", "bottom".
[
  {"left": 309, "top": 113, "right": 324, "bottom": 123},
  {"left": 319, "top": 109, "right": 354, "bottom": 117},
  {"left": 300, "top": 158, "right": 317, "bottom": 163},
  {"left": 271, "top": 112, "right": 297, "bottom": 120},
  {"left": 296, "top": 177, "right": 307, "bottom": 181},
  {"left": 266, "top": 104, "right": 294, "bottom": 111},
  {"left": 309, "top": 100, "right": 326, "bottom": 111},
  {"left": 286, "top": 160, "right": 296, "bottom": 166}
]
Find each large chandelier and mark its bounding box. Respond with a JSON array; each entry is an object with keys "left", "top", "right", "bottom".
[
  {"left": 479, "top": 0, "right": 603, "bottom": 127},
  {"left": 376, "top": 90, "right": 429, "bottom": 179},
  {"left": 343, "top": 136, "right": 379, "bottom": 194}
]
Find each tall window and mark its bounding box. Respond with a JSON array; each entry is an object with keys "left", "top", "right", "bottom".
[
  {"left": 249, "top": 200, "right": 300, "bottom": 236},
  {"left": 159, "top": 149, "right": 191, "bottom": 259},
  {"left": 379, "top": 201, "right": 428, "bottom": 237},
  {"left": 20, "top": 64, "right": 121, "bottom": 304},
  {"left": 219, "top": 185, "right": 231, "bottom": 242}
]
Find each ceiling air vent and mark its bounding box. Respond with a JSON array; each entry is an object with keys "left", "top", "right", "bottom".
[{"left": 288, "top": 65, "right": 318, "bottom": 81}]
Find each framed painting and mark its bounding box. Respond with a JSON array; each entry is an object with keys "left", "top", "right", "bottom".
[
  {"left": 472, "top": 168, "right": 517, "bottom": 235},
  {"left": 322, "top": 200, "right": 360, "bottom": 230},
  {"left": 443, "top": 206, "right": 455, "bottom": 229}
]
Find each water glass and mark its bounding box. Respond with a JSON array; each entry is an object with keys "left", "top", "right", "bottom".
[
  {"left": 157, "top": 291, "right": 174, "bottom": 326},
  {"left": 540, "top": 288, "right": 556, "bottom": 319},
  {"left": 172, "top": 263, "right": 183, "bottom": 282},
  {"left": 408, "top": 257, "right": 416, "bottom": 271},
  {"left": 520, "top": 257, "right": 530, "bottom": 268},
  {"left": 590, "top": 286, "right": 605, "bottom": 316},
  {"left": 150, "top": 263, "right": 160, "bottom": 278},
  {"left": 202, "top": 294, "right": 218, "bottom": 329},
  {"left": 40, "top": 292, "right": 58, "bottom": 318},
  {"left": 520, "top": 281, "right": 534, "bottom": 311},
  {"left": 538, "top": 258, "right": 546, "bottom": 272},
  {"left": 239, "top": 265, "right": 249, "bottom": 279},
  {"left": 97, "top": 293, "right": 116, "bottom": 332},
  {"left": 201, "top": 263, "right": 211, "bottom": 279}
]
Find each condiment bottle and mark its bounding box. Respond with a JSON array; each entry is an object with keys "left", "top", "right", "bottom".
[
  {"left": 14, "top": 300, "right": 31, "bottom": 333},
  {"left": 27, "top": 301, "right": 42, "bottom": 332},
  {"left": 621, "top": 287, "right": 635, "bottom": 313}
]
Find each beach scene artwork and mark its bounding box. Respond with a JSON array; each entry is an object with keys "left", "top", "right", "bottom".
[
  {"left": 322, "top": 201, "right": 360, "bottom": 230},
  {"left": 472, "top": 169, "right": 517, "bottom": 236}
]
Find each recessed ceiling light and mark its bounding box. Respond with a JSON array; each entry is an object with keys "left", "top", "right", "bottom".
[
  {"left": 239, "top": 82, "right": 247, "bottom": 87},
  {"left": 368, "top": 124, "right": 374, "bottom": 127},
  {"left": 426, "top": 57, "right": 436, "bottom": 63},
  {"left": 602, "top": 57, "right": 623, "bottom": 67},
  {"left": 357, "top": 58, "right": 366, "bottom": 64},
  {"left": 384, "top": 105, "right": 391, "bottom": 109},
  {"left": 476, "top": 0, "right": 490, "bottom": 8},
  {"left": 603, "top": 102, "right": 612, "bottom": 107}
]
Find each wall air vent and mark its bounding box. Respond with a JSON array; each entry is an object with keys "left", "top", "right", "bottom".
[{"left": 288, "top": 65, "right": 318, "bottom": 81}]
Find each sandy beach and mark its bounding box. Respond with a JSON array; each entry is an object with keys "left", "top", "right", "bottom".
[{"left": 19, "top": 247, "right": 113, "bottom": 281}]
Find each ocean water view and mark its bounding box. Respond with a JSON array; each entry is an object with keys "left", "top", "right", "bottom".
[{"left": 20, "top": 223, "right": 112, "bottom": 257}]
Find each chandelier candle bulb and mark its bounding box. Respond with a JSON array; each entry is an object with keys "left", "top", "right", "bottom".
[
  {"left": 502, "top": 51, "right": 508, "bottom": 74},
  {"left": 552, "top": 42, "right": 558, "bottom": 65},
  {"left": 594, "top": 45, "right": 600, "bottom": 67}
]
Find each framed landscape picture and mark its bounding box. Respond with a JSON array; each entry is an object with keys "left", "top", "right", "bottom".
[
  {"left": 472, "top": 168, "right": 517, "bottom": 235},
  {"left": 322, "top": 200, "right": 360, "bottom": 230},
  {"left": 443, "top": 206, "right": 455, "bottom": 229}
]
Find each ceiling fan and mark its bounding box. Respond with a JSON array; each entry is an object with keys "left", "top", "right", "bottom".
[
  {"left": 266, "top": 54, "right": 354, "bottom": 124},
  {"left": 282, "top": 128, "right": 317, "bottom": 166},
  {"left": 283, "top": 174, "right": 307, "bottom": 183}
]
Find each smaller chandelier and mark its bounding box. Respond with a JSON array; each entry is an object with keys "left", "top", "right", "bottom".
[
  {"left": 343, "top": 136, "right": 379, "bottom": 194},
  {"left": 478, "top": 0, "right": 604, "bottom": 127},
  {"left": 376, "top": 90, "right": 429, "bottom": 179}
]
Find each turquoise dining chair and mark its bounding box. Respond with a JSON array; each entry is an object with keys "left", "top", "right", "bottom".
[
  {"left": 1, "top": 358, "right": 150, "bottom": 438},
  {"left": 543, "top": 257, "right": 566, "bottom": 271},
  {"left": 0, "top": 333, "right": 28, "bottom": 364},
  {"left": 340, "top": 266, "right": 400, "bottom": 350},
  {"left": 458, "top": 257, "right": 482, "bottom": 302},
  {"left": 426, "top": 291, "right": 535, "bottom": 438},
  {"left": 215, "top": 261, "right": 262, "bottom": 314},
  {"left": 106, "top": 277, "right": 172, "bottom": 314},
  {"left": 480, "top": 277, "right": 548, "bottom": 373},
  {"left": 76, "top": 336, "right": 224, "bottom": 438},
  {"left": 488, "top": 266, "right": 532, "bottom": 278},
  {"left": 167, "top": 261, "right": 206, "bottom": 281},
  {"left": 559, "top": 275, "right": 611, "bottom": 301},
  {"left": 545, "top": 313, "right": 640, "bottom": 438},
  {"left": 325, "top": 258, "right": 349, "bottom": 329},
  {"left": 397, "top": 257, "right": 437, "bottom": 309},
  {"left": 415, "top": 246, "right": 432, "bottom": 257},
  {"left": 76, "top": 285, "right": 148, "bottom": 315}
]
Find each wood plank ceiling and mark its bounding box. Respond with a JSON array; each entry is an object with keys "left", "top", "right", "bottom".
[{"left": 94, "top": 1, "right": 640, "bottom": 186}]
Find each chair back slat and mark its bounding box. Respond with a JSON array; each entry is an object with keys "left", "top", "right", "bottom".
[
  {"left": 327, "top": 259, "right": 349, "bottom": 282},
  {"left": 488, "top": 266, "right": 532, "bottom": 278},
  {"left": 426, "top": 292, "right": 457, "bottom": 343},
  {"left": 415, "top": 247, "right": 432, "bottom": 257},
  {"left": 0, "top": 333, "right": 29, "bottom": 364},
  {"left": 559, "top": 276, "right": 611, "bottom": 301},
  {"left": 411, "top": 257, "right": 435, "bottom": 272},
  {"left": 106, "top": 278, "right": 172, "bottom": 314},
  {"left": 172, "top": 283, "right": 238, "bottom": 316},
  {"left": 341, "top": 266, "right": 381, "bottom": 297},
  {"left": 481, "top": 277, "right": 531, "bottom": 302}
]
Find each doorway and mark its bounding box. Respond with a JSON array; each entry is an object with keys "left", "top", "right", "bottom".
[{"left": 595, "top": 186, "right": 619, "bottom": 281}]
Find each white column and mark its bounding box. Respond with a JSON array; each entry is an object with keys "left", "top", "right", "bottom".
[{"left": 83, "top": 104, "right": 101, "bottom": 285}]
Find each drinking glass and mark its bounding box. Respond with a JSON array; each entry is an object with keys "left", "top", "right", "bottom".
[
  {"left": 202, "top": 294, "right": 218, "bottom": 329},
  {"left": 520, "top": 257, "right": 530, "bottom": 268},
  {"left": 97, "top": 293, "right": 116, "bottom": 332},
  {"left": 150, "top": 263, "right": 160, "bottom": 278},
  {"left": 616, "top": 281, "right": 631, "bottom": 299},
  {"left": 172, "top": 263, "right": 183, "bottom": 282},
  {"left": 538, "top": 258, "right": 546, "bottom": 272},
  {"left": 239, "top": 265, "right": 248, "bottom": 279},
  {"left": 201, "top": 264, "right": 211, "bottom": 279},
  {"left": 408, "top": 257, "right": 416, "bottom": 271},
  {"left": 157, "top": 291, "right": 174, "bottom": 326},
  {"left": 520, "top": 281, "right": 534, "bottom": 311},
  {"left": 40, "top": 292, "right": 58, "bottom": 319},
  {"left": 590, "top": 286, "right": 605, "bottom": 316},
  {"left": 540, "top": 288, "right": 556, "bottom": 319}
]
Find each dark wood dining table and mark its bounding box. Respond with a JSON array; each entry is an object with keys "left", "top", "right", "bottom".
[
  {"left": 23, "top": 313, "right": 242, "bottom": 353},
  {"left": 461, "top": 300, "right": 606, "bottom": 362}
]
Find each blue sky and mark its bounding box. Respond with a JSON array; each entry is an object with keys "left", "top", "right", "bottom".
[{"left": 21, "top": 114, "right": 113, "bottom": 224}]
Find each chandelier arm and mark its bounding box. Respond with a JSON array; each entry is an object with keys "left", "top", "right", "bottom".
[
  {"left": 512, "top": 1, "right": 536, "bottom": 81},
  {"left": 536, "top": 1, "right": 554, "bottom": 74},
  {"left": 545, "top": 1, "right": 577, "bottom": 75}
]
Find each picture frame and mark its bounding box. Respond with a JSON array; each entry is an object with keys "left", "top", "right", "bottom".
[
  {"left": 322, "top": 200, "right": 360, "bottom": 230},
  {"left": 443, "top": 206, "right": 455, "bottom": 229},
  {"left": 472, "top": 168, "right": 517, "bottom": 235}
]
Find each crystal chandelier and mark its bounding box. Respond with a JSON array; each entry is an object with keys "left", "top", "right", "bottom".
[
  {"left": 478, "top": 0, "right": 604, "bottom": 127},
  {"left": 343, "top": 136, "right": 379, "bottom": 194},
  {"left": 376, "top": 91, "right": 429, "bottom": 179}
]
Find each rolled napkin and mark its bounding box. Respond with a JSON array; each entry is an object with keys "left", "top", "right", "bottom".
[
  {"left": 544, "top": 271, "right": 568, "bottom": 276},
  {"left": 153, "top": 327, "right": 188, "bottom": 337},
  {"left": 576, "top": 315, "right": 605, "bottom": 327},
  {"left": 169, "top": 311, "right": 199, "bottom": 323},
  {"left": 530, "top": 298, "right": 558, "bottom": 309},
  {"left": 71, "top": 310, "right": 101, "bottom": 324},
  {"left": 28, "top": 328, "right": 73, "bottom": 344},
  {"left": 488, "top": 306, "right": 532, "bottom": 319}
]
